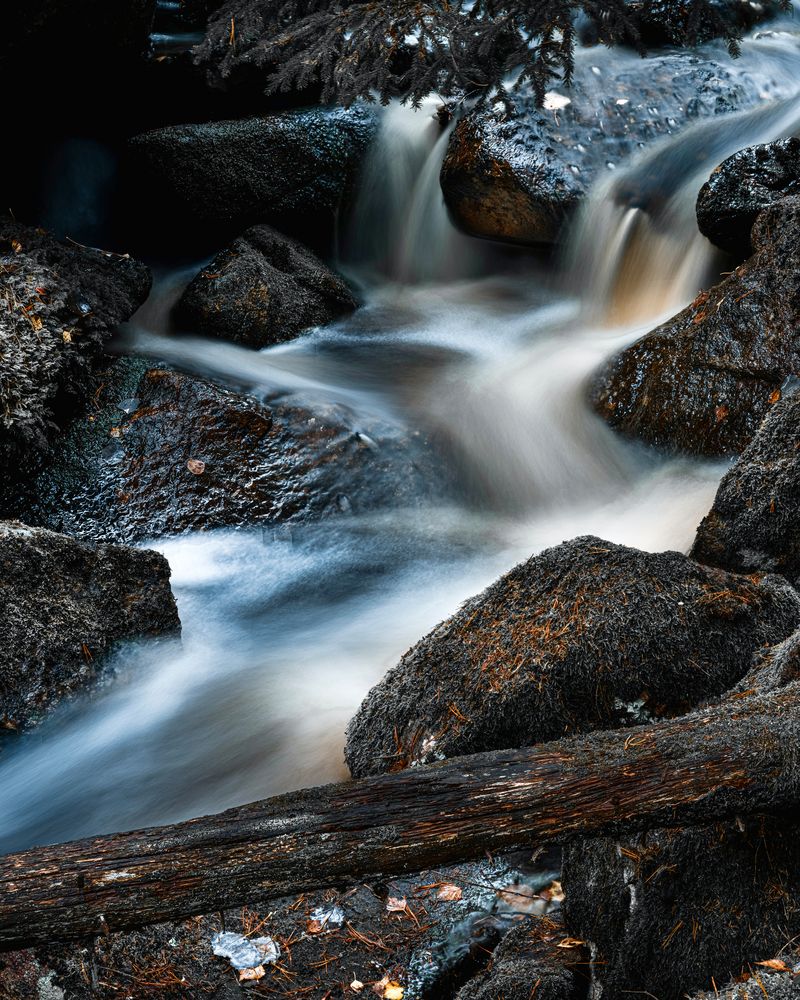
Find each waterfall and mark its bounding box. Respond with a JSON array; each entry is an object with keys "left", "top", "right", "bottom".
[{"left": 345, "top": 100, "right": 487, "bottom": 284}]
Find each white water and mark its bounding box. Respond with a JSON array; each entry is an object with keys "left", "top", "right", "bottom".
[{"left": 3, "top": 26, "right": 800, "bottom": 852}]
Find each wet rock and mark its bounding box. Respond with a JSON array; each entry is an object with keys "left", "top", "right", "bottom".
[
  {"left": 440, "top": 52, "right": 785, "bottom": 245},
  {"left": 175, "top": 225, "right": 357, "bottom": 348},
  {"left": 692, "top": 386, "right": 800, "bottom": 586},
  {"left": 589, "top": 196, "right": 800, "bottom": 456},
  {"left": 344, "top": 535, "right": 800, "bottom": 778},
  {"left": 126, "top": 106, "right": 378, "bottom": 247},
  {"left": 456, "top": 916, "right": 588, "bottom": 1000},
  {"left": 0, "top": 521, "right": 179, "bottom": 731},
  {"left": 697, "top": 137, "right": 800, "bottom": 257},
  {"left": 13, "top": 363, "right": 441, "bottom": 544},
  {"left": 562, "top": 815, "right": 800, "bottom": 1000},
  {"left": 0, "top": 221, "right": 151, "bottom": 471}
]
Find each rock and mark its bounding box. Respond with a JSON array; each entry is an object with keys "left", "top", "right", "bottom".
[
  {"left": 126, "top": 107, "right": 378, "bottom": 248},
  {"left": 456, "top": 916, "right": 588, "bottom": 1000},
  {"left": 440, "top": 51, "right": 786, "bottom": 245},
  {"left": 691, "top": 385, "right": 800, "bottom": 586},
  {"left": 10, "top": 362, "right": 441, "bottom": 544},
  {"left": 0, "top": 221, "right": 151, "bottom": 471},
  {"left": 561, "top": 815, "right": 800, "bottom": 1000},
  {"left": 697, "top": 137, "right": 800, "bottom": 257},
  {"left": 0, "top": 521, "right": 179, "bottom": 731},
  {"left": 175, "top": 225, "right": 357, "bottom": 348},
  {"left": 589, "top": 196, "right": 800, "bottom": 457},
  {"left": 344, "top": 535, "right": 800, "bottom": 779}
]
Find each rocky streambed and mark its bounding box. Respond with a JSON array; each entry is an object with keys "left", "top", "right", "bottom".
[{"left": 2, "top": 2, "right": 800, "bottom": 998}]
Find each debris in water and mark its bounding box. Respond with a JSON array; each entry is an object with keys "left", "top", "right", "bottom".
[
  {"left": 186, "top": 458, "right": 206, "bottom": 475},
  {"left": 210, "top": 931, "right": 280, "bottom": 969},
  {"left": 307, "top": 903, "right": 345, "bottom": 933}
]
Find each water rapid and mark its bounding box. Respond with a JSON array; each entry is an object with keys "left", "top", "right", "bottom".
[{"left": 3, "top": 25, "right": 800, "bottom": 853}]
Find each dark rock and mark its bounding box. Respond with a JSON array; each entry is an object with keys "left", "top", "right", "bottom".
[
  {"left": 126, "top": 107, "right": 378, "bottom": 248},
  {"left": 344, "top": 535, "right": 800, "bottom": 779},
  {"left": 456, "top": 915, "right": 588, "bottom": 1000},
  {"left": 697, "top": 137, "right": 800, "bottom": 257},
  {"left": 0, "top": 521, "right": 179, "bottom": 731},
  {"left": 0, "top": 221, "right": 151, "bottom": 471},
  {"left": 561, "top": 815, "right": 800, "bottom": 1000},
  {"left": 589, "top": 196, "right": 800, "bottom": 457},
  {"left": 440, "top": 52, "right": 787, "bottom": 245},
  {"left": 692, "top": 386, "right": 800, "bottom": 586},
  {"left": 175, "top": 225, "right": 357, "bottom": 348},
  {"left": 12, "top": 362, "right": 441, "bottom": 544}
]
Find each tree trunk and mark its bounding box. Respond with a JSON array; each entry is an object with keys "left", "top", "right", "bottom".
[{"left": 1, "top": 683, "right": 799, "bottom": 951}]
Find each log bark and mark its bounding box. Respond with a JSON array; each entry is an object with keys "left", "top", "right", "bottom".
[{"left": 1, "top": 682, "right": 799, "bottom": 951}]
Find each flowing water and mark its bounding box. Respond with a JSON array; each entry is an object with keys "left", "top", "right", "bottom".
[{"left": 3, "top": 26, "right": 800, "bottom": 854}]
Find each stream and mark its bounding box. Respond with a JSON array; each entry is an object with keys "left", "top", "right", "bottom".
[{"left": 2, "top": 24, "right": 800, "bottom": 854}]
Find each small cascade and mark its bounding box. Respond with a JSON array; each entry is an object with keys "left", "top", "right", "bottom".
[
  {"left": 345, "top": 101, "right": 487, "bottom": 284},
  {"left": 566, "top": 31, "right": 800, "bottom": 324}
]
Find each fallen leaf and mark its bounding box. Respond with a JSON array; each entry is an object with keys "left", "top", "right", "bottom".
[
  {"left": 384, "top": 987, "right": 404, "bottom": 1000},
  {"left": 715, "top": 404, "right": 729, "bottom": 423},
  {"left": 238, "top": 966, "right": 266, "bottom": 981},
  {"left": 386, "top": 897, "right": 407, "bottom": 912},
  {"left": 436, "top": 884, "right": 462, "bottom": 902},
  {"left": 769, "top": 389, "right": 782, "bottom": 404},
  {"left": 30, "top": 316, "right": 42, "bottom": 332},
  {"left": 756, "top": 960, "right": 790, "bottom": 972},
  {"left": 62, "top": 329, "right": 73, "bottom": 343},
  {"left": 557, "top": 938, "right": 586, "bottom": 949},
  {"left": 11, "top": 239, "right": 22, "bottom": 253},
  {"left": 187, "top": 458, "right": 206, "bottom": 475},
  {"left": 306, "top": 918, "right": 325, "bottom": 934}
]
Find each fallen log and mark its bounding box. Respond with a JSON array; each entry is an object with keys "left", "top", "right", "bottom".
[{"left": 1, "top": 681, "right": 800, "bottom": 951}]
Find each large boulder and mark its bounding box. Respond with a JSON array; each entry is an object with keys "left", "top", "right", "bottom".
[
  {"left": 175, "top": 225, "right": 357, "bottom": 348},
  {"left": 126, "top": 106, "right": 378, "bottom": 247},
  {"left": 440, "top": 52, "right": 787, "bottom": 245},
  {"left": 589, "top": 196, "right": 800, "bottom": 457},
  {"left": 11, "top": 362, "right": 442, "bottom": 544},
  {"left": 0, "top": 521, "right": 179, "bottom": 731},
  {"left": 561, "top": 815, "right": 800, "bottom": 1000},
  {"left": 344, "top": 535, "right": 800, "bottom": 778},
  {"left": 0, "top": 222, "right": 151, "bottom": 471},
  {"left": 696, "top": 137, "right": 800, "bottom": 257},
  {"left": 692, "top": 386, "right": 800, "bottom": 587}
]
